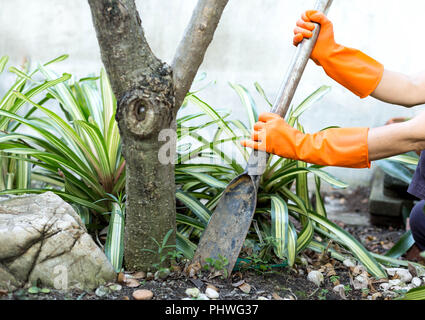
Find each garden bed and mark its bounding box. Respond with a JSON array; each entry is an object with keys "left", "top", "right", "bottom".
[{"left": 1, "top": 187, "right": 412, "bottom": 301}]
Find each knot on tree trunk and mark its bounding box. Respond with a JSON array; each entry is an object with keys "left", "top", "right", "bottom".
[{"left": 116, "top": 64, "right": 174, "bottom": 139}]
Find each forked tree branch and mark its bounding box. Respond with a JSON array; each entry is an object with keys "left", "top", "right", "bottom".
[
  {"left": 172, "top": 0, "right": 229, "bottom": 110},
  {"left": 87, "top": 0, "right": 165, "bottom": 98}
]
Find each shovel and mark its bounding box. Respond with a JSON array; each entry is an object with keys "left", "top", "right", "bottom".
[{"left": 192, "top": 0, "right": 334, "bottom": 276}]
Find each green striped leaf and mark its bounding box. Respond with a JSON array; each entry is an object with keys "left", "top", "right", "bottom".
[
  {"left": 0, "top": 56, "right": 9, "bottom": 74},
  {"left": 175, "top": 189, "right": 211, "bottom": 225},
  {"left": 399, "top": 286, "right": 425, "bottom": 300},
  {"left": 288, "top": 204, "right": 386, "bottom": 279},
  {"left": 384, "top": 230, "right": 414, "bottom": 259},
  {"left": 104, "top": 202, "right": 125, "bottom": 272},
  {"left": 289, "top": 85, "right": 331, "bottom": 119},
  {"left": 176, "top": 231, "right": 197, "bottom": 259},
  {"left": 270, "top": 195, "right": 289, "bottom": 261},
  {"left": 229, "top": 82, "right": 258, "bottom": 129}
]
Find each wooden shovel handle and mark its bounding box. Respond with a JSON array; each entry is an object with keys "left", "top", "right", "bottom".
[
  {"left": 271, "top": 0, "right": 333, "bottom": 117},
  {"left": 246, "top": 0, "right": 333, "bottom": 176}
]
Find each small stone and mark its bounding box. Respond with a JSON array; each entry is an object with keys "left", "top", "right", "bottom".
[
  {"left": 238, "top": 283, "right": 251, "bottom": 294},
  {"left": 132, "top": 289, "right": 153, "bottom": 300},
  {"left": 132, "top": 271, "right": 146, "bottom": 279},
  {"left": 146, "top": 272, "right": 154, "bottom": 280},
  {"left": 185, "top": 287, "right": 200, "bottom": 298},
  {"left": 95, "top": 286, "right": 110, "bottom": 297},
  {"left": 205, "top": 287, "right": 219, "bottom": 299},
  {"left": 386, "top": 268, "right": 412, "bottom": 283},
  {"left": 411, "top": 277, "right": 422, "bottom": 288},
  {"left": 397, "top": 269, "right": 412, "bottom": 283},
  {"left": 109, "top": 284, "right": 122, "bottom": 291},
  {"left": 353, "top": 275, "right": 368, "bottom": 290},
  {"left": 117, "top": 272, "right": 126, "bottom": 284},
  {"left": 343, "top": 259, "right": 356, "bottom": 268},
  {"left": 257, "top": 296, "right": 269, "bottom": 300},
  {"left": 197, "top": 293, "right": 210, "bottom": 300},
  {"left": 389, "top": 279, "right": 401, "bottom": 287},
  {"left": 307, "top": 270, "right": 324, "bottom": 286},
  {"left": 125, "top": 278, "right": 140, "bottom": 288},
  {"left": 154, "top": 268, "right": 171, "bottom": 280},
  {"left": 352, "top": 265, "right": 367, "bottom": 275},
  {"left": 333, "top": 284, "right": 345, "bottom": 293},
  {"left": 380, "top": 283, "right": 390, "bottom": 291}
]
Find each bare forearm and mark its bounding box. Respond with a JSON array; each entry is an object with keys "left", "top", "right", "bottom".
[
  {"left": 371, "top": 70, "right": 425, "bottom": 107},
  {"left": 368, "top": 111, "right": 425, "bottom": 160}
]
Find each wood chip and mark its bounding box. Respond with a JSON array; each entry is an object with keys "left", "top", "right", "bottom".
[
  {"left": 238, "top": 282, "right": 251, "bottom": 294},
  {"left": 207, "top": 283, "right": 219, "bottom": 292},
  {"left": 117, "top": 272, "right": 126, "bottom": 284},
  {"left": 132, "top": 271, "right": 146, "bottom": 279},
  {"left": 232, "top": 280, "right": 245, "bottom": 287},
  {"left": 272, "top": 292, "right": 284, "bottom": 300}
]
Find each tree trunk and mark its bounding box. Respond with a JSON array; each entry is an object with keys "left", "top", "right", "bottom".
[{"left": 88, "top": 0, "right": 228, "bottom": 271}]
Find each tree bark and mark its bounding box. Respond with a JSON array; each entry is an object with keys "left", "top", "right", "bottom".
[{"left": 88, "top": 0, "right": 228, "bottom": 271}]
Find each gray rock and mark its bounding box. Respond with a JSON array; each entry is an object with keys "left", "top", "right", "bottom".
[
  {"left": 154, "top": 268, "right": 171, "bottom": 280},
  {"left": 0, "top": 192, "right": 116, "bottom": 291},
  {"left": 307, "top": 271, "right": 324, "bottom": 286},
  {"left": 353, "top": 275, "right": 368, "bottom": 290},
  {"left": 386, "top": 268, "right": 412, "bottom": 283},
  {"left": 95, "top": 285, "right": 110, "bottom": 297},
  {"left": 411, "top": 277, "right": 422, "bottom": 288},
  {"left": 343, "top": 259, "right": 356, "bottom": 268}
]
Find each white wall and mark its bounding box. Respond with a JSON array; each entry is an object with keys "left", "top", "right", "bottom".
[{"left": 1, "top": 0, "right": 424, "bottom": 187}]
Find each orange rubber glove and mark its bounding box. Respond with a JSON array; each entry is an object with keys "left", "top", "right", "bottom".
[
  {"left": 240, "top": 112, "right": 370, "bottom": 168},
  {"left": 293, "top": 10, "right": 384, "bottom": 98}
]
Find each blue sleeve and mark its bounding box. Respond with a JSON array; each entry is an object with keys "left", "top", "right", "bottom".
[{"left": 408, "top": 151, "right": 425, "bottom": 200}]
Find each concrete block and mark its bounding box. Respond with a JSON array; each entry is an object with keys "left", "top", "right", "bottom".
[{"left": 369, "top": 168, "right": 413, "bottom": 218}]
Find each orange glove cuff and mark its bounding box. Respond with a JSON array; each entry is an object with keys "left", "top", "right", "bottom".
[
  {"left": 296, "top": 127, "right": 371, "bottom": 168},
  {"left": 319, "top": 47, "right": 384, "bottom": 99},
  {"left": 241, "top": 113, "right": 371, "bottom": 169}
]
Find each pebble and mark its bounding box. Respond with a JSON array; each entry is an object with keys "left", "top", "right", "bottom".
[
  {"left": 132, "top": 289, "right": 154, "bottom": 300},
  {"left": 198, "top": 293, "right": 210, "bottom": 300},
  {"left": 154, "top": 268, "right": 171, "bottom": 280},
  {"left": 387, "top": 268, "right": 412, "bottom": 283},
  {"left": 411, "top": 277, "right": 422, "bottom": 287},
  {"left": 257, "top": 297, "right": 269, "bottom": 300},
  {"left": 370, "top": 292, "right": 382, "bottom": 300},
  {"left": 388, "top": 279, "right": 401, "bottom": 287},
  {"left": 353, "top": 275, "right": 368, "bottom": 290},
  {"left": 205, "top": 288, "right": 219, "bottom": 299},
  {"left": 307, "top": 271, "right": 324, "bottom": 286},
  {"left": 95, "top": 286, "right": 110, "bottom": 297},
  {"left": 109, "top": 284, "right": 122, "bottom": 291},
  {"left": 146, "top": 272, "right": 154, "bottom": 280},
  {"left": 380, "top": 283, "right": 390, "bottom": 291},
  {"left": 343, "top": 259, "right": 356, "bottom": 268},
  {"left": 333, "top": 284, "right": 345, "bottom": 294},
  {"left": 185, "top": 287, "right": 200, "bottom": 298}
]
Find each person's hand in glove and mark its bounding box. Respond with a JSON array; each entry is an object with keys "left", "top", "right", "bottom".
[
  {"left": 293, "top": 10, "right": 384, "bottom": 98},
  {"left": 240, "top": 112, "right": 370, "bottom": 168},
  {"left": 240, "top": 112, "right": 425, "bottom": 168}
]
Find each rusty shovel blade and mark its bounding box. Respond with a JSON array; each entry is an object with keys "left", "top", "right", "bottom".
[
  {"left": 192, "top": 172, "right": 260, "bottom": 276},
  {"left": 191, "top": 0, "right": 334, "bottom": 277}
]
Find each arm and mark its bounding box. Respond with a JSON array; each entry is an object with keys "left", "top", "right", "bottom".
[
  {"left": 241, "top": 111, "right": 425, "bottom": 168},
  {"left": 368, "top": 109, "right": 425, "bottom": 159},
  {"left": 372, "top": 70, "right": 425, "bottom": 107}
]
